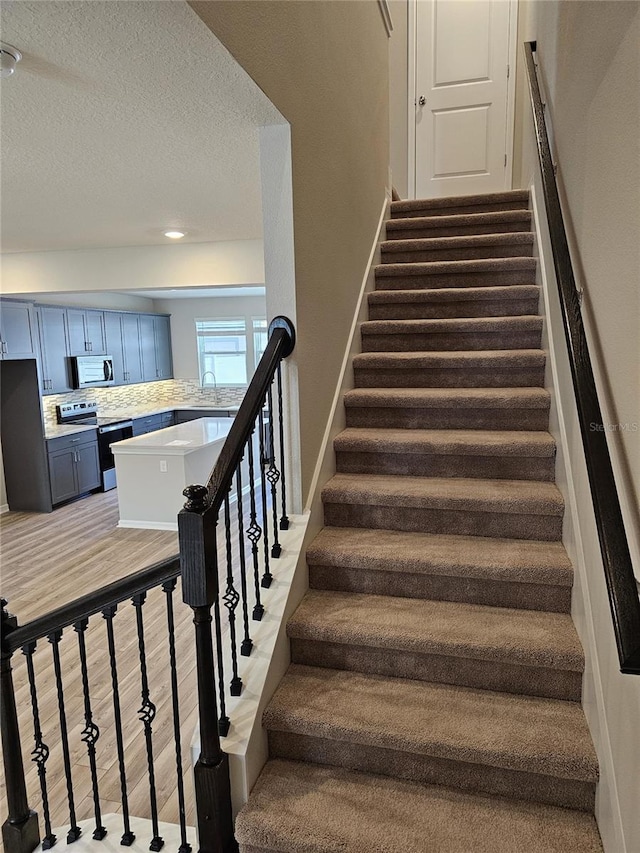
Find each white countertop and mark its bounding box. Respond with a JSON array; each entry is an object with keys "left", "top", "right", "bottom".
[
  {"left": 45, "top": 424, "right": 99, "bottom": 440},
  {"left": 112, "top": 417, "right": 233, "bottom": 456},
  {"left": 100, "top": 404, "right": 241, "bottom": 420},
  {"left": 44, "top": 403, "right": 241, "bottom": 439}
]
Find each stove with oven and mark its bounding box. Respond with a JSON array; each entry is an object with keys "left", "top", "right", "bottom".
[{"left": 56, "top": 402, "right": 133, "bottom": 491}]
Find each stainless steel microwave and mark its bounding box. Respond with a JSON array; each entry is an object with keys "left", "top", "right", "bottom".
[{"left": 72, "top": 355, "right": 115, "bottom": 388}]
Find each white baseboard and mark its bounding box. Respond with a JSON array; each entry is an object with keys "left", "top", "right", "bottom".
[
  {"left": 305, "top": 195, "right": 390, "bottom": 516},
  {"left": 0, "top": 503, "right": 9, "bottom": 515},
  {"left": 196, "top": 193, "right": 392, "bottom": 814}
]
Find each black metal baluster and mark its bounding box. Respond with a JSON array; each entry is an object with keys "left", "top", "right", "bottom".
[
  {"left": 235, "top": 463, "right": 252, "bottom": 656},
  {"left": 266, "top": 385, "right": 282, "bottom": 558},
  {"left": 162, "top": 580, "right": 191, "bottom": 853},
  {"left": 223, "top": 493, "right": 242, "bottom": 696},
  {"left": 258, "top": 409, "right": 273, "bottom": 587},
  {"left": 276, "top": 363, "right": 290, "bottom": 531},
  {"left": 131, "top": 593, "right": 163, "bottom": 852},
  {"left": 48, "top": 630, "right": 81, "bottom": 843},
  {"left": 1, "top": 600, "right": 41, "bottom": 853},
  {"left": 213, "top": 588, "right": 230, "bottom": 736},
  {"left": 246, "top": 430, "right": 265, "bottom": 619},
  {"left": 102, "top": 605, "right": 135, "bottom": 847},
  {"left": 74, "top": 619, "right": 106, "bottom": 841},
  {"left": 22, "top": 641, "right": 55, "bottom": 849}
]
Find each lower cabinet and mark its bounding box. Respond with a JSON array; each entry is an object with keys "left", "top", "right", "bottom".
[
  {"left": 132, "top": 411, "right": 176, "bottom": 436},
  {"left": 47, "top": 432, "right": 101, "bottom": 505},
  {"left": 175, "top": 408, "right": 232, "bottom": 424}
]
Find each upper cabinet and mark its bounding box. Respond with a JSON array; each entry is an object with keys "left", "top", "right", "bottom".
[
  {"left": 67, "top": 308, "right": 107, "bottom": 355},
  {"left": 35, "top": 306, "right": 73, "bottom": 394},
  {"left": 0, "top": 301, "right": 37, "bottom": 360},
  {"left": 140, "top": 314, "right": 173, "bottom": 382},
  {"left": 104, "top": 312, "right": 144, "bottom": 385},
  {"left": 0, "top": 298, "right": 172, "bottom": 391}
]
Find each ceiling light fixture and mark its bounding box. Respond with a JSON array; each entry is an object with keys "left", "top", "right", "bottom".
[
  {"left": 0, "top": 43, "right": 22, "bottom": 78},
  {"left": 164, "top": 230, "right": 186, "bottom": 239}
]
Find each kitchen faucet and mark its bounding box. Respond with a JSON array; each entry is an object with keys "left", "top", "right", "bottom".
[{"left": 200, "top": 370, "right": 218, "bottom": 400}]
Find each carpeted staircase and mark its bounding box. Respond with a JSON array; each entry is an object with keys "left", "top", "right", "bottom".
[{"left": 236, "top": 190, "right": 603, "bottom": 852}]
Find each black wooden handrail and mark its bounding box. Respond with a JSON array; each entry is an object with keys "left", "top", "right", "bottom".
[
  {"left": 524, "top": 41, "right": 640, "bottom": 674},
  {"left": 205, "top": 317, "right": 295, "bottom": 515},
  {"left": 2, "top": 555, "right": 180, "bottom": 654}
]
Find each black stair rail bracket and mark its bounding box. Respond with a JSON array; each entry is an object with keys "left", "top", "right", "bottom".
[
  {"left": 178, "top": 316, "right": 295, "bottom": 852},
  {"left": 524, "top": 41, "right": 640, "bottom": 674},
  {"left": 1, "top": 600, "right": 40, "bottom": 853}
]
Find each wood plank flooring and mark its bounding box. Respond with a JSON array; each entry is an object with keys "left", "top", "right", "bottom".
[{"left": 0, "top": 487, "right": 269, "bottom": 843}]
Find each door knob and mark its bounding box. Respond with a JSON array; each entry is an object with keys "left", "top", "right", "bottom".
[{"left": 418, "top": 96, "right": 426, "bottom": 106}]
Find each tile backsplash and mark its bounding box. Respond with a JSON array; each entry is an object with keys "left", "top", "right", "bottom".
[{"left": 41, "top": 380, "right": 247, "bottom": 429}]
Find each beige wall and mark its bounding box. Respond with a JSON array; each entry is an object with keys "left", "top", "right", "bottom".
[
  {"left": 190, "top": 1, "right": 390, "bottom": 505},
  {"left": 153, "top": 294, "right": 267, "bottom": 381},
  {"left": 389, "top": 0, "right": 409, "bottom": 198},
  {"left": 513, "top": 0, "right": 639, "bottom": 533}
]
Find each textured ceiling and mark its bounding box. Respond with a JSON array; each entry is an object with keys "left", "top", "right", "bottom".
[{"left": 0, "top": 1, "right": 282, "bottom": 253}]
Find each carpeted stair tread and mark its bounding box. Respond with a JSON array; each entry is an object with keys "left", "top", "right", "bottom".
[
  {"left": 368, "top": 284, "right": 540, "bottom": 304},
  {"left": 381, "top": 232, "right": 534, "bottom": 259},
  {"left": 264, "top": 665, "right": 598, "bottom": 782},
  {"left": 307, "top": 527, "right": 573, "bottom": 586},
  {"left": 321, "top": 473, "right": 564, "bottom": 516},
  {"left": 375, "top": 256, "right": 536, "bottom": 278},
  {"left": 353, "top": 349, "right": 545, "bottom": 369},
  {"left": 386, "top": 209, "right": 532, "bottom": 238},
  {"left": 382, "top": 232, "right": 534, "bottom": 252},
  {"left": 334, "top": 427, "right": 555, "bottom": 457},
  {"left": 235, "top": 760, "right": 602, "bottom": 853},
  {"left": 391, "top": 190, "right": 530, "bottom": 218},
  {"left": 344, "top": 386, "right": 550, "bottom": 410},
  {"left": 288, "top": 590, "right": 583, "bottom": 671},
  {"left": 361, "top": 315, "right": 543, "bottom": 335}
]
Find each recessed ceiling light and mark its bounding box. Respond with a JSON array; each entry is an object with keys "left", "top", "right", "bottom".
[
  {"left": 0, "top": 43, "right": 22, "bottom": 78},
  {"left": 164, "top": 230, "right": 186, "bottom": 239}
]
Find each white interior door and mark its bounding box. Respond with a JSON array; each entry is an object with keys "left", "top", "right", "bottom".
[{"left": 414, "top": 0, "right": 514, "bottom": 198}]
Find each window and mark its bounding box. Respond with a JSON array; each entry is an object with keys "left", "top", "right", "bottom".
[
  {"left": 196, "top": 316, "right": 267, "bottom": 386},
  {"left": 253, "top": 317, "right": 268, "bottom": 367}
]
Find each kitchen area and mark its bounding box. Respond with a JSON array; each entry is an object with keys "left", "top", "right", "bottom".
[{"left": 0, "top": 290, "right": 266, "bottom": 529}]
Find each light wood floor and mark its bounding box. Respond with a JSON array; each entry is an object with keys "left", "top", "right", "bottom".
[{"left": 0, "top": 488, "right": 268, "bottom": 842}]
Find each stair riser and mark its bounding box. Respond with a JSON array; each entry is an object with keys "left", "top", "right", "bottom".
[
  {"left": 387, "top": 220, "right": 531, "bottom": 239},
  {"left": 382, "top": 244, "right": 534, "bottom": 263},
  {"left": 323, "top": 503, "right": 563, "bottom": 541},
  {"left": 391, "top": 201, "right": 530, "bottom": 218},
  {"left": 368, "top": 298, "right": 539, "bottom": 320},
  {"left": 290, "top": 639, "right": 581, "bottom": 702},
  {"left": 375, "top": 270, "right": 537, "bottom": 290},
  {"left": 335, "top": 451, "right": 555, "bottom": 481},
  {"left": 267, "top": 732, "right": 595, "bottom": 812},
  {"left": 345, "top": 407, "right": 550, "bottom": 431},
  {"left": 361, "top": 330, "right": 542, "bottom": 352},
  {"left": 309, "top": 564, "right": 572, "bottom": 613},
  {"left": 354, "top": 367, "right": 545, "bottom": 388}
]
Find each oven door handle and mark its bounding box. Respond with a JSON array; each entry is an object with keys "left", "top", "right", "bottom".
[{"left": 98, "top": 421, "right": 133, "bottom": 434}]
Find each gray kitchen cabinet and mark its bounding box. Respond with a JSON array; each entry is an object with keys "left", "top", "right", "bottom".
[
  {"left": 140, "top": 314, "right": 173, "bottom": 381},
  {"left": 132, "top": 410, "right": 175, "bottom": 436},
  {"left": 104, "top": 312, "right": 144, "bottom": 385},
  {"left": 0, "top": 300, "right": 37, "bottom": 360},
  {"left": 132, "top": 413, "right": 163, "bottom": 436},
  {"left": 35, "top": 305, "right": 73, "bottom": 394},
  {"left": 122, "top": 313, "right": 144, "bottom": 384},
  {"left": 67, "top": 308, "right": 107, "bottom": 355},
  {"left": 155, "top": 315, "right": 173, "bottom": 380},
  {"left": 175, "top": 408, "right": 232, "bottom": 424},
  {"left": 47, "top": 431, "right": 100, "bottom": 505}
]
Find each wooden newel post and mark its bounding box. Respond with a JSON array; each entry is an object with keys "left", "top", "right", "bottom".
[
  {"left": 178, "top": 487, "right": 237, "bottom": 853},
  {"left": 1, "top": 600, "right": 40, "bottom": 853}
]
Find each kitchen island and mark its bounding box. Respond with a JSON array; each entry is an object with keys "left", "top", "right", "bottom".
[{"left": 112, "top": 417, "right": 233, "bottom": 530}]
